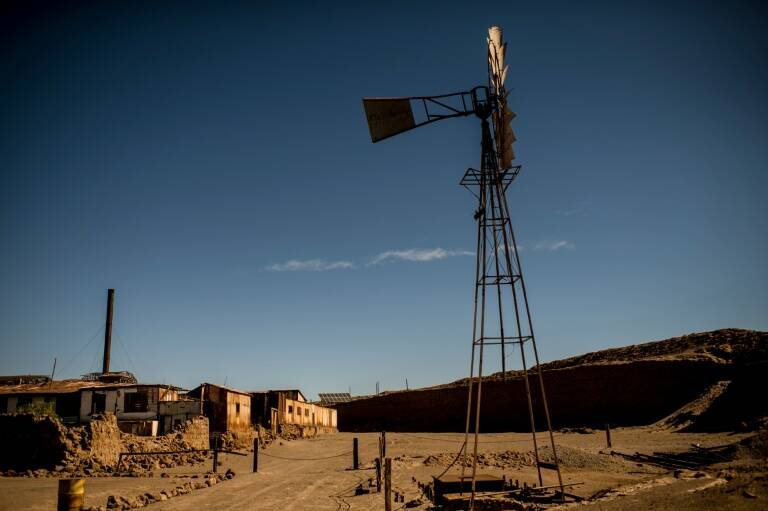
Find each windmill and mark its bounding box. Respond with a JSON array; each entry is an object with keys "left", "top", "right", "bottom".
[{"left": 362, "top": 26, "right": 565, "bottom": 506}]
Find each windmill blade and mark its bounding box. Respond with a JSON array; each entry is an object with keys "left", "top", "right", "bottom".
[{"left": 488, "top": 26, "right": 516, "bottom": 168}]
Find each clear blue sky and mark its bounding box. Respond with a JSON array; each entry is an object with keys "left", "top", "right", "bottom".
[{"left": 1, "top": 1, "right": 766, "bottom": 399}]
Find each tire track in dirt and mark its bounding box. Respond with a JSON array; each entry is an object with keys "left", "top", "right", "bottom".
[{"left": 150, "top": 439, "right": 363, "bottom": 510}]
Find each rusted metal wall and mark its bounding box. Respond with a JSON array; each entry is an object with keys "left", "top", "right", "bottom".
[
  {"left": 226, "top": 389, "right": 252, "bottom": 433},
  {"left": 203, "top": 384, "right": 252, "bottom": 433}
]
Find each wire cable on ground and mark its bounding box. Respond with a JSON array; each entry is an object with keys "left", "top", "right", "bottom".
[
  {"left": 397, "top": 432, "right": 561, "bottom": 444},
  {"left": 259, "top": 450, "right": 352, "bottom": 461},
  {"left": 436, "top": 440, "right": 467, "bottom": 480},
  {"left": 329, "top": 475, "right": 366, "bottom": 511}
]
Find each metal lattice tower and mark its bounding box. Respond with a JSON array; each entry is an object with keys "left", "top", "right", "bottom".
[{"left": 458, "top": 117, "right": 564, "bottom": 507}]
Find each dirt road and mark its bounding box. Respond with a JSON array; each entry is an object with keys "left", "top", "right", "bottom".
[{"left": 1, "top": 429, "right": 762, "bottom": 510}]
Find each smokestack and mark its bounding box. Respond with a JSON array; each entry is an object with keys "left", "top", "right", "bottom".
[{"left": 102, "top": 289, "right": 115, "bottom": 374}]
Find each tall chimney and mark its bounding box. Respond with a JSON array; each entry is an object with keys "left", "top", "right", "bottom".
[{"left": 102, "top": 288, "right": 115, "bottom": 374}]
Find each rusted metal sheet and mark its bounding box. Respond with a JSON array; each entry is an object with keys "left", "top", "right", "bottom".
[{"left": 362, "top": 98, "right": 416, "bottom": 142}]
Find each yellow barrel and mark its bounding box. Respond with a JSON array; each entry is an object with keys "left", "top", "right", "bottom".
[{"left": 57, "top": 478, "right": 85, "bottom": 511}]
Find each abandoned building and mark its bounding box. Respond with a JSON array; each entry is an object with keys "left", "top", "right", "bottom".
[
  {"left": 250, "top": 389, "right": 337, "bottom": 431},
  {"left": 80, "top": 383, "right": 182, "bottom": 435},
  {"left": 0, "top": 379, "right": 93, "bottom": 424},
  {"left": 187, "top": 383, "right": 251, "bottom": 434},
  {"left": 159, "top": 398, "right": 202, "bottom": 433},
  {"left": 0, "top": 378, "right": 186, "bottom": 434}
]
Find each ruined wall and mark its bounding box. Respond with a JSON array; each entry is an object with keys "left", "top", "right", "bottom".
[
  {"left": 336, "top": 360, "right": 731, "bottom": 432},
  {"left": 173, "top": 415, "right": 209, "bottom": 450},
  {"left": 88, "top": 413, "right": 123, "bottom": 466},
  {"left": 160, "top": 400, "right": 202, "bottom": 434},
  {"left": 0, "top": 413, "right": 211, "bottom": 473}
]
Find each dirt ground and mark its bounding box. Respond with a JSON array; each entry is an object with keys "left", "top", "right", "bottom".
[{"left": 1, "top": 428, "right": 765, "bottom": 510}]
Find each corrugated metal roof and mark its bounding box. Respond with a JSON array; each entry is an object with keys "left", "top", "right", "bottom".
[
  {"left": 0, "top": 380, "right": 107, "bottom": 395},
  {"left": 187, "top": 383, "right": 252, "bottom": 397},
  {"left": 0, "top": 380, "right": 185, "bottom": 395}
]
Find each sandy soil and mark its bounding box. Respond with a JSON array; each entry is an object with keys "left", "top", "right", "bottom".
[{"left": 0, "top": 428, "right": 764, "bottom": 510}]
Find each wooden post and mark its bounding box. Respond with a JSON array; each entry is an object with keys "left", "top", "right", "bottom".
[
  {"left": 375, "top": 457, "right": 381, "bottom": 492},
  {"left": 384, "top": 457, "right": 392, "bottom": 511},
  {"left": 605, "top": 423, "right": 612, "bottom": 448},
  {"left": 253, "top": 437, "right": 259, "bottom": 473},
  {"left": 212, "top": 436, "right": 219, "bottom": 473},
  {"left": 381, "top": 431, "right": 387, "bottom": 458},
  {"left": 353, "top": 437, "right": 359, "bottom": 470}
]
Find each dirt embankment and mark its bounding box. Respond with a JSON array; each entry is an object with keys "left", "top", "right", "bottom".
[{"left": 336, "top": 329, "right": 767, "bottom": 433}]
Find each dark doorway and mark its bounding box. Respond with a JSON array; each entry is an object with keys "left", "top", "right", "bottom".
[{"left": 92, "top": 393, "right": 106, "bottom": 414}]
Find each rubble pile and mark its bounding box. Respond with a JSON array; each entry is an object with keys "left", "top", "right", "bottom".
[
  {"left": 0, "top": 413, "right": 211, "bottom": 476},
  {"left": 276, "top": 422, "right": 335, "bottom": 440},
  {"left": 119, "top": 417, "right": 210, "bottom": 473},
  {"left": 420, "top": 445, "right": 639, "bottom": 471},
  {"left": 422, "top": 450, "right": 538, "bottom": 469}
]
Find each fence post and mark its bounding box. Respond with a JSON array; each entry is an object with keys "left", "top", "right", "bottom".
[
  {"left": 384, "top": 457, "right": 392, "bottom": 511},
  {"left": 253, "top": 437, "right": 259, "bottom": 473},
  {"left": 605, "top": 423, "right": 612, "bottom": 448},
  {"left": 381, "top": 431, "right": 387, "bottom": 459},
  {"left": 375, "top": 457, "right": 381, "bottom": 492},
  {"left": 352, "top": 437, "right": 359, "bottom": 470}
]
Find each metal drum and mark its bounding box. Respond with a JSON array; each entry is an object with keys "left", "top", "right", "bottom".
[{"left": 57, "top": 478, "right": 85, "bottom": 511}]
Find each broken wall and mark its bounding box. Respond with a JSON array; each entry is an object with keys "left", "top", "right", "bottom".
[
  {"left": 0, "top": 413, "right": 210, "bottom": 472},
  {"left": 88, "top": 413, "right": 123, "bottom": 466}
]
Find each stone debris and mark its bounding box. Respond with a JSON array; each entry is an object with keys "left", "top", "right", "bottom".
[
  {"left": 88, "top": 472, "right": 232, "bottom": 511},
  {"left": 420, "top": 445, "right": 642, "bottom": 471}
]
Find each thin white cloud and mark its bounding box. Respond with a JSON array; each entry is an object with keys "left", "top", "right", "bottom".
[
  {"left": 530, "top": 240, "right": 575, "bottom": 251},
  {"left": 555, "top": 201, "right": 591, "bottom": 216},
  {"left": 496, "top": 242, "right": 523, "bottom": 253},
  {"left": 554, "top": 208, "right": 583, "bottom": 216},
  {"left": 264, "top": 259, "right": 355, "bottom": 272},
  {"left": 369, "top": 248, "right": 474, "bottom": 265}
]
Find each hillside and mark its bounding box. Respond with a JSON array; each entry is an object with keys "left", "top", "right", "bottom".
[
  {"left": 449, "top": 328, "right": 767, "bottom": 385},
  {"left": 337, "top": 328, "right": 767, "bottom": 432}
]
